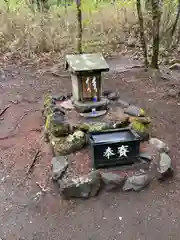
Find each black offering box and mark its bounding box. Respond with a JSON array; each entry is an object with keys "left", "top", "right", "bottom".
[{"left": 88, "top": 128, "right": 141, "bottom": 169}]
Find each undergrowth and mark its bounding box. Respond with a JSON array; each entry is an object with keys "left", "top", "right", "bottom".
[{"left": 0, "top": 0, "right": 179, "bottom": 62}]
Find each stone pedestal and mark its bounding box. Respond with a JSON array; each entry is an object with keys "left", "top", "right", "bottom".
[{"left": 72, "top": 97, "right": 109, "bottom": 113}]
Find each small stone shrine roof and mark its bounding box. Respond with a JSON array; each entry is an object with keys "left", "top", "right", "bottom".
[{"left": 65, "top": 53, "right": 109, "bottom": 73}]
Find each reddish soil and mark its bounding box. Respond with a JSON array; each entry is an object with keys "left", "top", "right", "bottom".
[{"left": 0, "top": 55, "right": 180, "bottom": 239}]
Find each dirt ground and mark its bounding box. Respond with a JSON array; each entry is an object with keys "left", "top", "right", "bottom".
[{"left": 1, "top": 55, "right": 180, "bottom": 240}]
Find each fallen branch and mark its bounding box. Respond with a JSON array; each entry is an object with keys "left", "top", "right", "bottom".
[
  {"left": 26, "top": 149, "right": 41, "bottom": 175},
  {"left": 9, "top": 100, "right": 19, "bottom": 104},
  {"left": 0, "top": 104, "right": 11, "bottom": 117}
]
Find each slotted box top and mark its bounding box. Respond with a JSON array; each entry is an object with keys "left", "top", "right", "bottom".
[{"left": 65, "top": 53, "right": 109, "bottom": 73}]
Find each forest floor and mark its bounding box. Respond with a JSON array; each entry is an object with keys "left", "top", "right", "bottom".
[{"left": 0, "top": 54, "right": 180, "bottom": 240}]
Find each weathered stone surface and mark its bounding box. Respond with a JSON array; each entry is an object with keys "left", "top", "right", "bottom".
[
  {"left": 124, "top": 105, "right": 145, "bottom": 117},
  {"left": 107, "top": 92, "right": 119, "bottom": 101},
  {"left": 156, "top": 152, "right": 173, "bottom": 181},
  {"left": 51, "top": 130, "right": 86, "bottom": 155},
  {"left": 158, "top": 153, "right": 172, "bottom": 173},
  {"left": 101, "top": 172, "right": 127, "bottom": 191},
  {"left": 59, "top": 170, "right": 101, "bottom": 199},
  {"left": 139, "top": 152, "right": 152, "bottom": 161},
  {"left": 59, "top": 99, "right": 74, "bottom": 110},
  {"left": 149, "top": 138, "right": 169, "bottom": 153},
  {"left": 51, "top": 156, "right": 68, "bottom": 181},
  {"left": 169, "top": 63, "right": 180, "bottom": 70},
  {"left": 117, "top": 99, "right": 129, "bottom": 108},
  {"left": 123, "top": 174, "right": 151, "bottom": 192}
]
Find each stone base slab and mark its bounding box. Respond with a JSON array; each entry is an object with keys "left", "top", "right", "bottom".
[{"left": 72, "top": 97, "right": 109, "bottom": 113}]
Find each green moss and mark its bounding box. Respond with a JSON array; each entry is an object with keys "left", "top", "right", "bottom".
[
  {"left": 88, "top": 123, "right": 109, "bottom": 132},
  {"left": 44, "top": 95, "right": 53, "bottom": 107},
  {"left": 45, "top": 114, "right": 52, "bottom": 131},
  {"left": 131, "top": 120, "right": 145, "bottom": 133},
  {"left": 140, "top": 108, "right": 145, "bottom": 116},
  {"left": 51, "top": 131, "right": 86, "bottom": 156}
]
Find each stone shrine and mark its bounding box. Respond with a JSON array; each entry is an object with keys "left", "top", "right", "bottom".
[{"left": 65, "top": 53, "right": 109, "bottom": 115}]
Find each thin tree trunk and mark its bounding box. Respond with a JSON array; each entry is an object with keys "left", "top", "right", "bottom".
[
  {"left": 4, "top": 0, "right": 10, "bottom": 11},
  {"left": 151, "top": 0, "right": 161, "bottom": 69},
  {"left": 36, "top": 0, "right": 41, "bottom": 11},
  {"left": 136, "top": 0, "right": 148, "bottom": 68},
  {"left": 76, "top": 0, "right": 82, "bottom": 54},
  {"left": 171, "top": 0, "right": 180, "bottom": 38}
]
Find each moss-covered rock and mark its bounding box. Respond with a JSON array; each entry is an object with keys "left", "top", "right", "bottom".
[
  {"left": 50, "top": 130, "right": 86, "bottom": 155},
  {"left": 43, "top": 95, "right": 56, "bottom": 119},
  {"left": 130, "top": 118, "right": 150, "bottom": 141},
  {"left": 75, "top": 122, "right": 111, "bottom": 133},
  {"left": 88, "top": 122, "right": 111, "bottom": 132},
  {"left": 129, "top": 116, "right": 151, "bottom": 125},
  {"left": 60, "top": 170, "right": 101, "bottom": 199},
  {"left": 45, "top": 112, "right": 70, "bottom": 138}
]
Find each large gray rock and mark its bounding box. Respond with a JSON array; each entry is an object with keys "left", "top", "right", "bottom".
[
  {"left": 124, "top": 105, "right": 145, "bottom": 117},
  {"left": 149, "top": 138, "right": 169, "bottom": 153},
  {"left": 157, "top": 152, "right": 173, "bottom": 181},
  {"left": 158, "top": 152, "right": 172, "bottom": 173},
  {"left": 123, "top": 174, "right": 151, "bottom": 192},
  {"left": 51, "top": 156, "right": 68, "bottom": 181},
  {"left": 101, "top": 172, "right": 127, "bottom": 191},
  {"left": 60, "top": 171, "right": 101, "bottom": 199}
]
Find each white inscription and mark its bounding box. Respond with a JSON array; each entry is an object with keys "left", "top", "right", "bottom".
[
  {"left": 117, "top": 145, "right": 129, "bottom": 157},
  {"left": 86, "top": 77, "right": 91, "bottom": 92},
  {"left": 103, "top": 147, "right": 115, "bottom": 159},
  {"left": 92, "top": 76, "right": 97, "bottom": 92}
]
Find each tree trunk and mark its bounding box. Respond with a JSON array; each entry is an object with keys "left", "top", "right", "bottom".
[
  {"left": 171, "top": 0, "right": 180, "bottom": 38},
  {"left": 76, "top": 0, "right": 82, "bottom": 54},
  {"left": 4, "top": 0, "right": 10, "bottom": 11},
  {"left": 136, "top": 0, "right": 148, "bottom": 68},
  {"left": 151, "top": 0, "right": 161, "bottom": 69}
]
